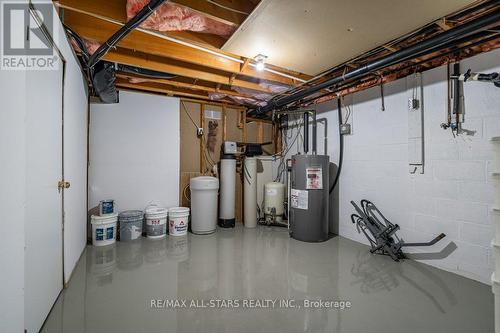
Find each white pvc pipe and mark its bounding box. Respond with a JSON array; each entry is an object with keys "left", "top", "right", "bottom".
[{"left": 244, "top": 157, "right": 257, "bottom": 228}]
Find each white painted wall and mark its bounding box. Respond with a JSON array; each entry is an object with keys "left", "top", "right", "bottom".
[
  {"left": 303, "top": 49, "right": 500, "bottom": 284},
  {"left": 89, "top": 91, "right": 180, "bottom": 212},
  {"left": 0, "top": 63, "right": 26, "bottom": 333},
  {"left": 0, "top": 2, "right": 88, "bottom": 330}
]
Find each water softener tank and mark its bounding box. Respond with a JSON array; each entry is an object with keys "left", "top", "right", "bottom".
[
  {"left": 219, "top": 154, "right": 236, "bottom": 228},
  {"left": 243, "top": 156, "right": 258, "bottom": 228}
]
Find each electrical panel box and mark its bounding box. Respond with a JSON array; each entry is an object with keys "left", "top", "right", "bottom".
[{"left": 340, "top": 123, "right": 351, "bottom": 135}]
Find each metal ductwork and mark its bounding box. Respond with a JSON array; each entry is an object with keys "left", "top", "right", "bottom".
[{"left": 251, "top": 9, "right": 500, "bottom": 116}]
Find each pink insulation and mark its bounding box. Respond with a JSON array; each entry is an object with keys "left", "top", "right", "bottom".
[
  {"left": 126, "top": 0, "right": 236, "bottom": 36},
  {"left": 70, "top": 37, "right": 101, "bottom": 55}
]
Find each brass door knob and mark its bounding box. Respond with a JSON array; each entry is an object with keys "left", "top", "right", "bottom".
[{"left": 58, "top": 181, "right": 71, "bottom": 192}]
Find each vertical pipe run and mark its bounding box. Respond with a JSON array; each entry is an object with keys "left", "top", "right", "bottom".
[
  {"left": 303, "top": 112, "right": 309, "bottom": 154},
  {"left": 312, "top": 111, "right": 317, "bottom": 155}
]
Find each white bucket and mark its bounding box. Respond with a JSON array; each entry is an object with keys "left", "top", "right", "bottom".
[
  {"left": 91, "top": 213, "right": 118, "bottom": 246},
  {"left": 169, "top": 207, "right": 190, "bottom": 236},
  {"left": 145, "top": 206, "right": 168, "bottom": 239}
]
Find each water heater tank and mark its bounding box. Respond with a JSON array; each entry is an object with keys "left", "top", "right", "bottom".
[
  {"left": 264, "top": 182, "right": 286, "bottom": 222},
  {"left": 290, "top": 154, "right": 329, "bottom": 242}
]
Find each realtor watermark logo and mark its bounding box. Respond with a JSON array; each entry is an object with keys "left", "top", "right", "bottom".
[{"left": 1, "top": 1, "right": 58, "bottom": 70}]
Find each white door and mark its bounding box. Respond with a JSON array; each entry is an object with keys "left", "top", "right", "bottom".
[{"left": 24, "top": 58, "right": 64, "bottom": 332}]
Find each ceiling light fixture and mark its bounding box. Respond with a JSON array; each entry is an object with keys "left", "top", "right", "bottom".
[{"left": 254, "top": 54, "right": 268, "bottom": 71}]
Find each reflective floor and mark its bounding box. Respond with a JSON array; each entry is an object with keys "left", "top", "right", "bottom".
[{"left": 42, "top": 225, "right": 494, "bottom": 333}]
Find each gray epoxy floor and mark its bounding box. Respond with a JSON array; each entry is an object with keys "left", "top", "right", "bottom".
[{"left": 42, "top": 225, "right": 494, "bottom": 333}]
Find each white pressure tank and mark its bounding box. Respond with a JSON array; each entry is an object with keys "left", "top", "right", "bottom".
[
  {"left": 190, "top": 176, "right": 219, "bottom": 234},
  {"left": 219, "top": 155, "right": 236, "bottom": 228},
  {"left": 264, "top": 182, "right": 286, "bottom": 222},
  {"left": 244, "top": 157, "right": 258, "bottom": 228}
]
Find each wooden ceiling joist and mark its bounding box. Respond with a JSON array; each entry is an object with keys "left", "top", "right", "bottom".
[
  {"left": 116, "top": 78, "right": 214, "bottom": 100},
  {"left": 116, "top": 73, "right": 255, "bottom": 98},
  {"left": 105, "top": 48, "right": 273, "bottom": 93},
  {"left": 62, "top": 9, "right": 310, "bottom": 86},
  {"left": 171, "top": 0, "right": 249, "bottom": 26},
  {"left": 55, "top": 0, "right": 227, "bottom": 48}
]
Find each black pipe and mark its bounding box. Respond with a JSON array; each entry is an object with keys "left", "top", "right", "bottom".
[
  {"left": 303, "top": 112, "right": 309, "bottom": 154},
  {"left": 87, "top": 0, "right": 168, "bottom": 68},
  {"left": 312, "top": 110, "right": 317, "bottom": 154},
  {"left": 298, "top": 31, "right": 498, "bottom": 106},
  {"left": 329, "top": 99, "right": 344, "bottom": 194},
  {"left": 252, "top": 9, "right": 500, "bottom": 115}
]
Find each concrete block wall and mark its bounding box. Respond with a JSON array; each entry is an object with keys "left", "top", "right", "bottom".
[
  {"left": 271, "top": 49, "right": 499, "bottom": 283},
  {"left": 326, "top": 49, "right": 500, "bottom": 284}
]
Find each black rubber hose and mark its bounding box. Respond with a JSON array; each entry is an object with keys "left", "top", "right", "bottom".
[{"left": 329, "top": 98, "right": 344, "bottom": 194}]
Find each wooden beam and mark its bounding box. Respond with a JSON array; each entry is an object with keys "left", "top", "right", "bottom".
[
  {"left": 240, "top": 57, "right": 251, "bottom": 72},
  {"left": 181, "top": 97, "right": 246, "bottom": 109},
  {"left": 229, "top": 73, "right": 237, "bottom": 86},
  {"left": 171, "top": 0, "right": 249, "bottom": 26},
  {"left": 105, "top": 48, "right": 273, "bottom": 93},
  {"left": 116, "top": 78, "right": 213, "bottom": 100},
  {"left": 63, "top": 10, "right": 311, "bottom": 85},
  {"left": 436, "top": 18, "right": 452, "bottom": 31},
  {"left": 116, "top": 73, "right": 255, "bottom": 98},
  {"left": 56, "top": 0, "right": 227, "bottom": 48}
]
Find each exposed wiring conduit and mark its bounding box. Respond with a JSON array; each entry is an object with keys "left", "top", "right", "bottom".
[
  {"left": 329, "top": 98, "right": 344, "bottom": 194},
  {"left": 252, "top": 9, "right": 500, "bottom": 115}
]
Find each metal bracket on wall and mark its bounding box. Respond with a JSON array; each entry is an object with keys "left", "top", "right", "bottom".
[{"left": 407, "top": 73, "right": 424, "bottom": 174}]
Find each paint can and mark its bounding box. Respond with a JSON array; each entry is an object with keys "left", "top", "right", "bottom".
[
  {"left": 91, "top": 213, "right": 118, "bottom": 246},
  {"left": 118, "top": 210, "right": 144, "bottom": 241},
  {"left": 99, "top": 199, "right": 115, "bottom": 215},
  {"left": 168, "top": 207, "right": 190, "bottom": 236},
  {"left": 145, "top": 206, "right": 168, "bottom": 239}
]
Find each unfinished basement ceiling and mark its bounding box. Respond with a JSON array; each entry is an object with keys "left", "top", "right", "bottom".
[{"left": 223, "top": 0, "right": 478, "bottom": 75}]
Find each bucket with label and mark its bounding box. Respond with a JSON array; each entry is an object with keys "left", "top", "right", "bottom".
[
  {"left": 145, "top": 206, "right": 168, "bottom": 239},
  {"left": 99, "top": 199, "right": 115, "bottom": 215},
  {"left": 91, "top": 213, "right": 118, "bottom": 246},
  {"left": 168, "top": 207, "right": 190, "bottom": 236},
  {"left": 119, "top": 210, "right": 144, "bottom": 241}
]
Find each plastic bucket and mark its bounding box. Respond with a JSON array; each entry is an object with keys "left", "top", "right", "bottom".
[
  {"left": 99, "top": 199, "right": 115, "bottom": 215},
  {"left": 119, "top": 210, "right": 144, "bottom": 241},
  {"left": 91, "top": 213, "right": 118, "bottom": 246},
  {"left": 169, "top": 207, "right": 190, "bottom": 236},
  {"left": 145, "top": 206, "right": 168, "bottom": 239},
  {"left": 190, "top": 176, "right": 219, "bottom": 235}
]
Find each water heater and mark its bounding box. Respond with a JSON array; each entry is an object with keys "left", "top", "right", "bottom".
[{"left": 289, "top": 111, "right": 330, "bottom": 242}]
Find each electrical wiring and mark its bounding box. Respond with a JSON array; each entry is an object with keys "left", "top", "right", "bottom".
[
  {"left": 181, "top": 101, "right": 217, "bottom": 175},
  {"left": 274, "top": 113, "right": 303, "bottom": 183},
  {"left": 329, "top": 99, "right": 344, "bottom": 194}
]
